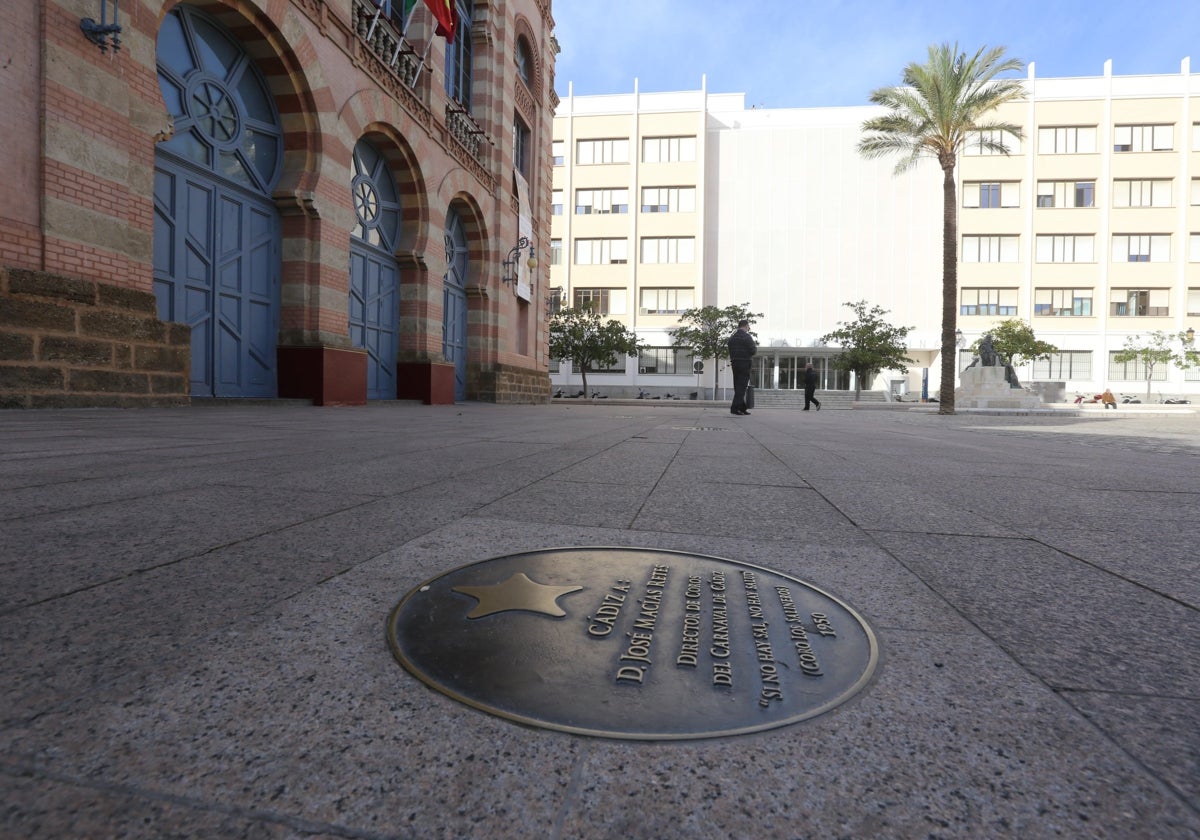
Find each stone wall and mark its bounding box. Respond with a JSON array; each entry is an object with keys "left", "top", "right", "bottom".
[
  {"left": 470, "top": 362, "right": 551, "bottom": 404},
  {"left": 0, "top": 267, "right": 190, "bottom": 408}
]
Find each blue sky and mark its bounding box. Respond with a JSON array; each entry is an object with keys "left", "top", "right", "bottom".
[{"left": 551, "top": 1, "right": 1200, "bottom": 108}]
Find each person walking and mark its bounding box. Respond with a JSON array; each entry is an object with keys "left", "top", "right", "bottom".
[
  {"left": 803, "top": 363, "right": 821, "bottom": 411},
  {"left": 727, "top": 319, "right": 757, "bottom": 415}
]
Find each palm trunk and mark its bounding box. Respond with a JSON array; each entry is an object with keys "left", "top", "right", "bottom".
[{"left": 939, "top": 161, "right": 958, "bottom": 415}]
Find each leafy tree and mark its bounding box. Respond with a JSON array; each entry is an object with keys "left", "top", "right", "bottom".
[
  {"left": 819, "top": 301, "right": 915, "bottom": 400},
  {"left": 859, "top": 44, "right": 1025, "bottom": 415},
  {"left": 969, "top": 319, "right": 1057, "bottom": 366},
  {"left": 549, "top": 307, "right": 647, "bottom": 397},
  {"left": 1112, "top": 331, "right": 1200, "bottom": 399},
  {"left": 669, "top": 303, "right": 763, "bottom": 395}
]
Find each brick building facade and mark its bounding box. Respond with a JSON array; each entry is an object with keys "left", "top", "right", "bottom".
[{"left": 1, "top": 0, "right": 556, "bottom": 407}]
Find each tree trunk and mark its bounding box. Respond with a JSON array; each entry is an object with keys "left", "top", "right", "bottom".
[
  {"left": 579, "top": 367, "right": 589, "bottom": 397},
  {"left": 938, "top": 161, "right": 958, "bottom": 415}
]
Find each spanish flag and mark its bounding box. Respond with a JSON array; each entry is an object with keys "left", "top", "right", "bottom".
[{"left": 403, "top": 0, "right": 458, "bottom": 41}]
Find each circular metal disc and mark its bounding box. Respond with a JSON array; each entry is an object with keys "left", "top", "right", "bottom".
[{"left": 386, "top": 547, "right": 879, "bottom": 740}]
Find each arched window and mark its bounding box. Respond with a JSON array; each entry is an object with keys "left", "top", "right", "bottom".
[{"left": 515, "top": 36, "right": 532, "bottom": 88}]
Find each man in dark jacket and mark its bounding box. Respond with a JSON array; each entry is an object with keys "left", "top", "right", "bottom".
[
  {"left": 803, "top": 363, "right": 821, "bottom": 411},
  {"left": 727, "top": 320, "right": 757, "bottom": 415}
]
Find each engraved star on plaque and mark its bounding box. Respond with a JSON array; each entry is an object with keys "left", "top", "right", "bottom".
[{"left": 452, "top": 573, "right": 584, "bottom": 619}]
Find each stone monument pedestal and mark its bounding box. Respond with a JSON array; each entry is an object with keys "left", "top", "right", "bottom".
[{"left": 955, "top": 366, "right": 1043, "bottom": 409}]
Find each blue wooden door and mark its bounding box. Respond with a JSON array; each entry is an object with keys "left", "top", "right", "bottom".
[
  {"left": 348, "top": 140, "right": 402, "bottom": 399},
  {"left": 152, "top": 5, "right": 283, "bottom": 397},
  {"left": 442, "top": 208, "right": 469, "bottom": 400}
]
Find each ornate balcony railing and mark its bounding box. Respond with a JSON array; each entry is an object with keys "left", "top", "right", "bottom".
[
  {"left": 446, "top": 102, "right": 484, "bottom": 159},
  {"left": 351, "top": 0, "right": 421, "bottom": 87}
]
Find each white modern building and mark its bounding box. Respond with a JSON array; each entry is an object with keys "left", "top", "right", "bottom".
[{"left": 550, "top": 60, "right": 1200, "bottom": 401}]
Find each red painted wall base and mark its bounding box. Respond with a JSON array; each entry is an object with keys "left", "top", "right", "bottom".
[
  {"left": 277, "top": 346, "right": 368, "bottom": 406},
  {"left": 398, "top": 361, "right": 455, "bottom": 405}
]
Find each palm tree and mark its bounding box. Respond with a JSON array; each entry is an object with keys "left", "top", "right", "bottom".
[{"left": 859, "top": 44, "right": 1024, "bottom": 414}]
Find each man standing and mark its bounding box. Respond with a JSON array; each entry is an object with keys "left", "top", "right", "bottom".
[
  {"left": 727, "top": 319, "right": 757, "bottom": 415},
  {"left": 803, "top": 363, "right": 821, "bottom": 411}
]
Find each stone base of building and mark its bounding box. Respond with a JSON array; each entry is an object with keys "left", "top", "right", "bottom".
[
  {"left": 470, "top": 363, "right": 551, "bottom": 404},
  {"left": 277, "top": 345, "right": 368, "bottom": 406},
  {"left": 955, "top": 366, "right": 1043, "bottom": 410},
  {"left": 0, "top": 267, "right": 190, "bottom": 409}
]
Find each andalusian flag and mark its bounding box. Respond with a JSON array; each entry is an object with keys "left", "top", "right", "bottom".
[{"left": 402, "top": 0, "right": 457, "bottom": 41}]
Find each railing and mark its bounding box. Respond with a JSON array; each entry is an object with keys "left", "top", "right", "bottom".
[
  {"left": 351, "top": 0, "right": 421, "bottom": 87},
  {"left": 446, "top": 102, "right": 484, "bottom": 159}
]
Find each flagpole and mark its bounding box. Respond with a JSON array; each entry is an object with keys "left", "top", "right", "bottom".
[
  {"left": 365, "top": 0, "right": 386, "bottom": 40},
  {"left": 409, "top": 37, "right": 433, "bottom": 89}
]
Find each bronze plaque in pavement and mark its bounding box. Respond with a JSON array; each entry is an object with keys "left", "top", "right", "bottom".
[{"left": 386, "top": 547, "right": 878, "bottom": 740}]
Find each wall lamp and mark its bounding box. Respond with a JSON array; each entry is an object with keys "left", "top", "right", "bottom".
[
  {"left": 955, "top": 329, "right": 965, "bottom": 349},
  {"left": 501, "top": 236, "right": 537, "bottom": 289},
  {"left": 1186, "top": 327, "right": 1196, "bottom": 345},
  {"left": 81, "top": 0, "right": 123, "bottom": 53}
]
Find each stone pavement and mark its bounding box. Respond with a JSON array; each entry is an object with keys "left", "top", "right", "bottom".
[{"left": 1, "top": 403, "right": 1198, "bottom": 839}]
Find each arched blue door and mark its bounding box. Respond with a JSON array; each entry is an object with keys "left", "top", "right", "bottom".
[
  {"left": 348, "top": 140, "right": 402, "bottom": 400},
  {"left": 442, "top": 208, "right": 469, "bottom": 400},
  {"left": 153, "top": 6, "right": 283, "bottom": 398}
]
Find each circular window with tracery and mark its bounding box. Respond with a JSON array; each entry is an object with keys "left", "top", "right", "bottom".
[{"left": 185, "top": 75, "right": 242, "bottom": 151}]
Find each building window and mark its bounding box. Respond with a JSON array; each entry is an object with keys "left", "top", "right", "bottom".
[
  {"left": 576, "top": 138, "right": 629, "bottom": 165},
  {"left": 639, "top": 287, "right": 695, "bottom": 315},
  {"left": 963, "top": 129, "right": 1020, "bottom": 156},
  {"left": 1194, "top": 122, "right": 1200, "bottom": 151},
  {"left": 1113, "top": 124, "right": 1173, "bottom": 152},
  {"left": 575, "top": 188, "right": 629, "bottom": 214},
  {"left": 639, "top": 347, "right": 693, "bottom": 375},
  {"left": 1109, "top": 288, "right": 1169, "bottom": 317},
  {"left": 574, "top": 238, "right": 628, "bottom": 265},
  {"left": 552, "top": 140, "right": 564, "bottom": 166},
  {"left": 960, "top": 288, "right": 1017, "bottom": 316},
  {"left": 548, "top": 286, "right": 564, "bottom": 315},
  {"left": 1111, "top": 234, "right": 1169, "bottom": 262},
  {"left": 640, "top": 237, "right": 695, "bottom": 264},
  {"left": 1113, "top": 179, "right": 1172, "bottom": 208},
  {"left": 961, "top": 235, "right": 1018, "bottom": 263},
  {"left": 1036, "top": 180, "right": 1095, "bottom": 208},
  {"left": 642, "top": 136, "right": 696, "bottom": 163},
  {"left": 1034, "top": 288, "right": 1093, "bottom": 316},
  {"left": 587, "top": 356, "right": 627, "bottom": 374},
  {"left": 513, "top": 113, "right": 531, "bottom": 178},
  {"left": 1035, "top": 235, "right": 1094, "bottom": 263},
  {"left": 1192, "top": 234, "right": 1200, "bottom": 263},
  {"left": 1109, "top": 351, "right": 1168, "bottom": 381},
  {"left": 550, "top": 238, "right": 562, "bottom": 266},
  {"left": 1037, "top": 126, "right": 1097, "bottom": 154},
  {"left": 1186, "top": 288, "right": 1200, "bottom": 316},
  {"left": 515, "top": 36, "right": 533, "bottom": 88},
  {"left": 962, "top": 182, "right": 1018, "bottom": 208},
  {"left": 573, "top": 287, "right": 627, "bottom": 316},
  {"left": 641, "top": 186, "right": 696, "bottom": 213},
  {"left": 551, "top": 190, "right": 563, "bottom": 216},
  {"left": 443, "top": 0, "right": 472, "bottom": 109},
  {"left": 1032, "top": 351, "right": 1092, "bottom": 380}
]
